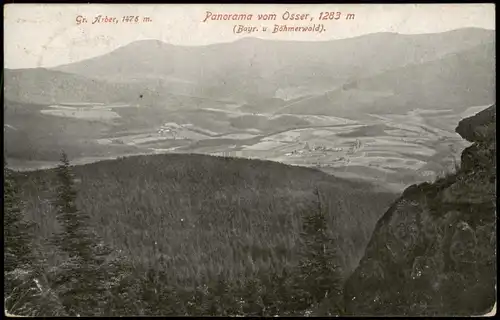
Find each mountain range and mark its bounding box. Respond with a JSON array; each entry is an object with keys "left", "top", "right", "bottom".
[
  {"left": 3, "top": 27, "right": 496, "bottom": 191},
  {"left": 5, "top": 27, "right": 495, "bottom": 113}
]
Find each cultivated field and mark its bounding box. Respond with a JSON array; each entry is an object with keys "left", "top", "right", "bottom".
[{"left": 6, "top": 101, "right": 482, "bottom": 192}]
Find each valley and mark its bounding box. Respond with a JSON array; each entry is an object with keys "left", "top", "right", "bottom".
[
  {"left": 5, "top": 98, "right": 484, "bottom": 192},
  {"left": 4, "top": 29, "right": 495, "bottom": 194}
]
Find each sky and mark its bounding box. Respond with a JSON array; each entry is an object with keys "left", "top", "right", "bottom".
[{"left": 4, "top": 3, "right": 495, "bottom": 69}]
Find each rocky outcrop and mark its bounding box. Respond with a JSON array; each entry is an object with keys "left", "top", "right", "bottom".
[
  {"left": 344, "top": 105, "right": 496, "bottom": 316},
  {"left": 456, "top": 105, "right": 496, "bottom": 143}
]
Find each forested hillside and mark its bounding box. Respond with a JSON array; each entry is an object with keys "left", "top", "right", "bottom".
[{"left": 5, "top": 153, "right": 395, "bottom": 316}]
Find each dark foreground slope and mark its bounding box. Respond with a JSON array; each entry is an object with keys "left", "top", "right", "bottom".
[
  {"left": 13, "top": 154, "right": 396, "bottom": 284},
  {"left": 344, "top": 105, "right": 496, "bottom": 316}
]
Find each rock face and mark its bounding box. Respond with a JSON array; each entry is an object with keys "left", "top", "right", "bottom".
[{"left": 344, "top": 105, "right": 496, "bottom": 316}]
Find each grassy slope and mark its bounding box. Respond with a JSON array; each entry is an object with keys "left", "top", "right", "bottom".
[{"left": 13, "top": 153, "right": 396, "bottom": 285}]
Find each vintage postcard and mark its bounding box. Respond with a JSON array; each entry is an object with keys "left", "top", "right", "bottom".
[{"left": 3, "top": 3, "right": 496, "bottom": 317}]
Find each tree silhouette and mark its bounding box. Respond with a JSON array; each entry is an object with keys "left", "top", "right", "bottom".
[
  {"left": 4, "top": 159, "right": 65, "bottom": 316},
  {"left": 295, "top": 188, "right": 344, "bottom": 316},
  {"left": 4, "top": 159, "right": 34, "bottom": 276},
  {"left": 4, "top": 159, "right": 38, "bottom": 314},
  {"left": 50, "top": 151, "right": 112, "bottom": 316}
]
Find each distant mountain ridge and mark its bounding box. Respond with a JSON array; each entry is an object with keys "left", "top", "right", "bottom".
[
  {"left": 4, "top": 28, "right": 495, "bottom": 117},
  {"left": 48, "top": 28, "right": 495, "bottom": 102},
  {"left": 277, "top": 41, "right": 495, "bottom": 116},
  {"left": 3, "top": 68, "right": 205, "bottom": 106},
  {"left": 4, "top": 68, "right": 130, "bottom": 104}
]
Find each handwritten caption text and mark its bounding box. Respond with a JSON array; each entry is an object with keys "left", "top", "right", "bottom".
[{"left": 75, "top": 15, "right": 153, "bottom": 25}]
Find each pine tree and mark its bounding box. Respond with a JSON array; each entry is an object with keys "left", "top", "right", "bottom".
[
  {"left": 50, "top": 151, "right": 112, "bottom": 316},
  {"left": 295, "top": 188, "right": 344, "bottom": 316}
]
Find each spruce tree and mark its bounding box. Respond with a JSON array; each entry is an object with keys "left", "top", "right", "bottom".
[
  {"left": 295, "top": 188, "right": 344, "bottom": 316},
  {"left": 4, "top": 159, "right": 64, "bottom": 316},
  {"left": 50, "top": 151, "right": 112, "bottom": 316},
  {"left": 4, "top": 159, "right": 34, "bottom": 275},
  {"left": 4, "top": 159, "right": 37, "bottom": 314}
]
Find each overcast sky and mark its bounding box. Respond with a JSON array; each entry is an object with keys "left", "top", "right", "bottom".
[{"left": 4, "top": 3, "right": 495, "bottom": 69}]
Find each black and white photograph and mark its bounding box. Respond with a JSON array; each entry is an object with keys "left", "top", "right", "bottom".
[{"left": 3, "top": 3, "right": 496, "bottom": 316}]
